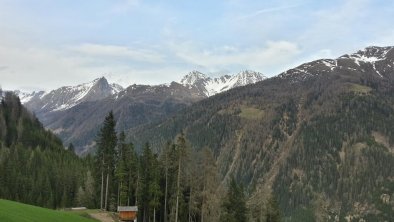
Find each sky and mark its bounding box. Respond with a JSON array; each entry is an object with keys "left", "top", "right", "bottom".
[{"left": 0, "top": 0, "right": 394, "bottom": 91}]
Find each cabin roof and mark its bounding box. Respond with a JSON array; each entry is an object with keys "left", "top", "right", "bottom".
[{"left": 117, "top": 206, "right": 138, "bottom": 212}]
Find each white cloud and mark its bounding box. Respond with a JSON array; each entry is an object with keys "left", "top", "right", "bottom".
[
  {"left": 367, "top": 29, "right": 394, "bottom": 47},
  {"left": 236, "top": 3, "right": 306, "bottom": 21},
  {"left": 110, "top": 0, "right": 140, "bottom": 14},
  {"left": 104, "top": 66, "right": 190, "bottom": 86},
  {"left": 298, "top": 0, "right": 373, "bottom": 52},
  {"left": 0, "top": 41, "right": 184, "bottom": 91},
  {"left": 0, "top": 44, "right": 97, "bottom": 91},
  {"left": 170, "top": 41, "right": 301, "bottom": 75},
  {"left": 72, "top": 43, "right": 165, "bottom": 63}
]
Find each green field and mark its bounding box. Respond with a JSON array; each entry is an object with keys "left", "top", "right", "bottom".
[
  {"left": 239, "top": 106, "right": 264, "bottom": 120},
  {"left": 348, "top": 83, "right": 372, "bottom": 94},
  {"left": 0, "top": 199, "right": 97, "bottom": 222}
]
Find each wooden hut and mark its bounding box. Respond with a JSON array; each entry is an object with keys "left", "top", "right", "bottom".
[{"left": 117, "top": 206, "right": 138, "bottom": 221}]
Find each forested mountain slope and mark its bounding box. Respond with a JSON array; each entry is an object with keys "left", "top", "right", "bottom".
[
  {"left": 16, "top": 71, "right": 264, "bottom": 154},
  {"left": 129, "top": 46, "right": 394, "bottom": 221},
  {"left": 0, "top": 92, "right": 91, "bottom": 209}
]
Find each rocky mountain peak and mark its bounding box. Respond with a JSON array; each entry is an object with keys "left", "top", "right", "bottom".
[
  {"left": 340, "top": 46, "right": 394, "bottom": 62},
  {"left": 180, "top": 70, "right": 210, "bottom": 86},
  {"left": 232, "top": 70, "right": 266, "bottom": 86},
  {"left": 21, "top": 77, "right": 124, "bottom": 113},
  {"left": 180, "top": 70, "right": 266, "bottom": 96},
  {"left": 279, "top": 46, "right": 394, "bottom": 83}
]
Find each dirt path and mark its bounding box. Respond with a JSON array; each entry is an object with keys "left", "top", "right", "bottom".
[{"left": 89, "top": 212, "right": 115, "bottom": 222}]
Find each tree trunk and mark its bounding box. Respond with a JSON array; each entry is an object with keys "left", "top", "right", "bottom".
[
  {"left": 105, "top": 170, "right": 109, "bottom": 210},
  {"left": 118, "top": 182, "right": 121, "bottom": 206},
  {"left": 188, "top": 186, "right": 192, "bottom": 222},
  {"left": 127, "top": 172, "right": 131, "bottom": 206},
  {"left": 153, "top": 207, "right": 156, "bottom": 222},
  {"left": 201, "top": 183, "right": 205, "bottom": 222},
  {"left": 135, "top": 169, "right": 139, "bottom": 206},
  {"left": 164, "top": 157, "right": 168, "bottom": 222},
  {"left": 101, "top": 169, "right": 104, "bottom": 210},
  {"left": 143, "top": 208, "right": 147, "bottom": 222},
  {"left": 175, "top": 157, "right": 181, "bottom": 222}
]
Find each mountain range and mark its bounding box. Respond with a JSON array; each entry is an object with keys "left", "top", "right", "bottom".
[
  {"left": 8, "top": 46, "right": 394, "bottom": 220},
  {"left": 128, "top": 46, "right": 394, "bottom": 221},
  {"left": 16, "top": 70, "right": 265, "bottom": 154}
]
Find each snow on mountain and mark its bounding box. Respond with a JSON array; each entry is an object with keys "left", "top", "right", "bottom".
[
  {"left": 14, "top": 90, "right": 46, "bottom": 103},
  {"left": 180, "top": 70, "right": 266, "bottom": 96},
  {"left": 279, "top": 46, "right": 394, "bottom": 82},
  {"left": 21, "top": 77, "right": 123, "bottom": 112},
  {"left": 110, "top": 83, "right": 124, "bottom": 94},
  {"left": 340, "top": 46, "right": 393, "bottom": 64},
  {"left": 16, "top": 70, "right": 264, "bottom": 112},
  {"left": 180, "top": 71, "right": 210, "bottom": 86},
  {"left": 339, "top": 46, "right": 394, "bottom": 78}
]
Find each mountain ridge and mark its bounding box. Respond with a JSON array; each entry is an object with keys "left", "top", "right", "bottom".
[
  {"left": 17, "top": 77, "right": 123, "bottom": 113},
  {"left": 11, "top": 70, "right": 265, "bottom": 153},
  {"left": 17, "top": 70, "right": 265, "bottom": 110},
  {"left": 128, "top": 45, "right": 394, "bottom": 221}
]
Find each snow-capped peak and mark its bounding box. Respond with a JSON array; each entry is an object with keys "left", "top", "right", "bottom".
[
  {"left": 111, "top": 83, "right": 124, "bottom": 94},
  {"left": 278, "top": 46, "right": 394, "bottom": 82},
  {"left": 231, "top": 70, "right": 266, "bottom": 87},
  {"left": 180, "top": 70, "right": 210, "bottom": 86},
  {"left": 179, "top": 70, "right": 266, "bottom": 96},
  {"left": 19, "top": 77, "right": 124, "bottom": 112},
  {"left": 340, "top": 46, "right": 393, "bottom": 64},
  {"left": 14, "top": 90, "right": 46, "bottom": 103}
]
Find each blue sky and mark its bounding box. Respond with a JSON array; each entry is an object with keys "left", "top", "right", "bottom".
[{"left": 0, "top": 0, "right": 394, "bottom": 91}]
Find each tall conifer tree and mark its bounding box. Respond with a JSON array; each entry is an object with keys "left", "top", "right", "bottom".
[{"left": 96, "top": 111, "right": 117, "bottom": 211}]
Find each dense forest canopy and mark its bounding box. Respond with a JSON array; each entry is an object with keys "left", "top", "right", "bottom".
[{"left": 0, "top": 91, "right": 92, "bottom": 209}]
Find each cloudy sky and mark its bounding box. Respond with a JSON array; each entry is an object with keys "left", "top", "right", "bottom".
[{"left": 0, "top": 0, "right": 393, "bottom": 91}]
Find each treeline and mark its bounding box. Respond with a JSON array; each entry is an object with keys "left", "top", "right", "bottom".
[
  {"left": 0, "top": 91, "right": 280, "bottom": 221},
  {"left": 93, "top": 111, "right": 223, "bottom": 221},
  {"left": 0, "top": 92, "right": 91, "bottom": 208},
  {"left": 93, "top": 111, "right": 280, "bottom": 222}
]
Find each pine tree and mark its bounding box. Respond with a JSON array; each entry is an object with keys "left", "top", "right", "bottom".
[
  {"left": 161, "top": 141, "right": 172, "bottom": 222},
  {"left": 68, "top": 143, "right": 75, "bottom": 154},
  {"left": 95, "top": 111, "right": 117, "bottom": 211},
  {"left": 116, "top": 132, "right": 128, "bottom": 206},
  {"left": 139, "top": 143, "right": 154, "bottom": 222},
  {"left": 149, "top": 153, "right": 161, "bottom": 222},
  {"left": 200, "top": 147, "right": 221, "bottom": 222},
  {"left": 174, "top": 132, "right": 188, "bottom": 222},
  {"left": 265, "top": 196, "right": 281, "bottom": 222},
  {"left": 126, "top": 142, "right": 138, "bottom": 206},
  {"left": 220, "top": 177, "right": 247, "bottom": 222}
]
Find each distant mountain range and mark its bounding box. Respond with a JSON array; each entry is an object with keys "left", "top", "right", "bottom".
[
  {"left": 14, "top": 70, "right": 265, "bottom": 154},
  {"left": 17, "top": 70, "right": 265, "bottom": 112}
]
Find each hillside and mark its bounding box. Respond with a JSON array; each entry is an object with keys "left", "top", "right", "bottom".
[
  {"left": 38, "top": 81, "right": 205, "bottom": 154},
  {"left": 0, "top": 199, "right": 96, "bottom": 222},
  {"left": 129, "top": 46, "right": 394, "bottom": 221},
  {"left": 0, "top": 92, "right": 92, "bottom": 209}
]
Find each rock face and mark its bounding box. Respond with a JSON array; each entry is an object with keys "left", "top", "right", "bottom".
[{"left": 130, "top": 46, "right": 394, "bottom": 221}]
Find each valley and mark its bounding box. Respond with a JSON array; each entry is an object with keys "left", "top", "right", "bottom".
[
  {"left": 2, "top": 46, "right": 394, "bottom": 221},
  {"left": 2, "top": 1, "right": 394, "bottom": 221}
]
